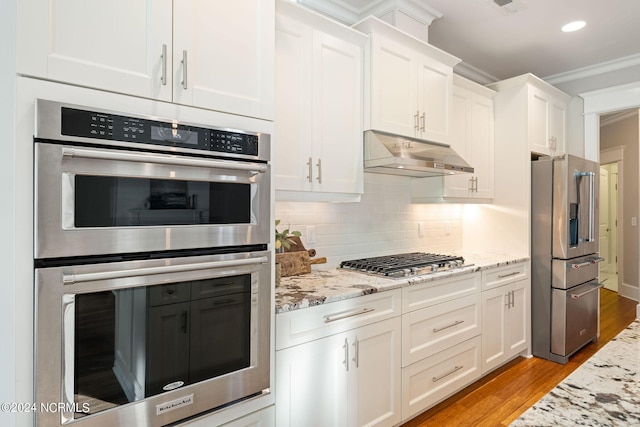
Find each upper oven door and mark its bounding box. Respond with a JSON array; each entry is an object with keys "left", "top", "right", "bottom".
[{"left": 35, "top": 142, "right": 270, "bottom": 259}]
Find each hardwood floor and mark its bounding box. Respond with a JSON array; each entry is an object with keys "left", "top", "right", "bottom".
[{"left": 400, "top": 289, "right": 637, "bottom": 427}]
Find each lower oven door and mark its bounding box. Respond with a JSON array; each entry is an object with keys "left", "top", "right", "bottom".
[
  {"left": 34, "top": 141, "right": 270, "bottom": 259},
  {"left": 35, "top": 250, "right": 271, "bottom": 427},
  {"left": 551, "top": 280, "right": 603, "bottom": 358}
]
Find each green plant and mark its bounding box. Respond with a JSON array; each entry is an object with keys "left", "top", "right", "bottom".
[{"left": 275, "top": 219, "right": 302, "bottom": 251}]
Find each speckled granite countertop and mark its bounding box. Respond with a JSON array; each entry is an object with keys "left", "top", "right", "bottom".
[
  {"left": 275, "top": 253, "right": 529, "bottom": 314},
  {"left": 511, "top": 320, "right": 640, "bottom": 426}
]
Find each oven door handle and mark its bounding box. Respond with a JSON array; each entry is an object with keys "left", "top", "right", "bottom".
[
  {"left": 61, "top": 146, "right": 268, "bottom": 174},
  {"left": 62, "top": 256, "right": 269, "bottom": 285}
]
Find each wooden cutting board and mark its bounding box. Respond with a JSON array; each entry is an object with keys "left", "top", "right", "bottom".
[{"left": 276, "top": 251, "right": 327, "bottom": 277}]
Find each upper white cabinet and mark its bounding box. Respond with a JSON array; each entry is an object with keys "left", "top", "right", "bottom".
[
  {"left": 275, "top": 0, "right": 365, "bottom": 201},
  {"left": 443, "top": 75, "right": 495, "bottom": 200},
  {"left": 353, "top": 17, "right": 460, "bottom": 145},
  {"left": 488, "top": 74, "right": 571, "bottom": 156},
  {"left": 17, "top": 0, "right": 274, "bottom": 120}
]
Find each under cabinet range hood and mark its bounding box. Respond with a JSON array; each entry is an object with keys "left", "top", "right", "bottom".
[{"left": 364, "top": 130, "right": 474, "bottom": 177}]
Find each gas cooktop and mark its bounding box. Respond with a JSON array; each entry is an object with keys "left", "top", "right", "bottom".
[{"left": 339, "top": 252, "right": 467, "bottom": 278}]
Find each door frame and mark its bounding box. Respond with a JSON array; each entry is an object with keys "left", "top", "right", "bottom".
[{"left": 600, "top": 147, "right": 624, "bottom": 293}]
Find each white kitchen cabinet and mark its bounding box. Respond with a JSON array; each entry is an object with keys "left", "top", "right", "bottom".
[
  {"left": 443, "top": 75, "right": 495, "bottom": 200},
  {"left": 275, "top": 290, "right": 402, "bottom": 427},
  {"left": 481, "top": 277, "right": 529, "bottom": 374},
  {"left": 353, "top": 17, "right": 460, "bottom": 145},
  {"left": 488, "top": 73, "right": 571, "bottom": 156},
  {"left": 17, "top": 0, "right": 274, "bottom": 120},
  {"left": 275, "top": 1, "right": 365, "bottom": 201}
]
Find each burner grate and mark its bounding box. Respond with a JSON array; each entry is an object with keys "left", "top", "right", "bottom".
[{"left": 339, "top": 252, "right": 465, "bottom": 277}]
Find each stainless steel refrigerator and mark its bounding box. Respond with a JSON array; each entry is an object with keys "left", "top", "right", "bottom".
[{"left": 531, "top": 154, "right": 603, "bottom": 364}]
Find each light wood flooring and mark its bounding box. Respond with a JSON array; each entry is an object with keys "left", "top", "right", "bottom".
[{"left": 401, "top": 288, "right": 637, "bottom": 427}]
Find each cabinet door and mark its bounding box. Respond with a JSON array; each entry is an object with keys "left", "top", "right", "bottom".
[
  {"left": 313, "top": 32, "right": 363, "bottom": 194},
  {"left": 370, "top": 36, "right": 419, "bottom": 138},
  {"left": 275, "top": 334, "right": 348, "bottom": 427},
  {"left": 349, "top": 318, "right": 401, "bottom": 427},
  {"left": 469, "top": 93, "right": 494, "bottom": 199},
  {"left": 443, "top": 86, "right": 473, "bottom": 198},
  {"left": 416, "top": 54, "right": 452, "bottom": 144},
  {"left": 506, "top": 280, "right": 529, "bottom": 355},
  {"left": 146, "top": 302, "right": 191, "bottom": 396},
  {"left": 480, "top": 286, "right": 508, "bottom": 374},
  {"left": 17, "top": 0, "right": 173, "bottom": 101},
  {"left": 549, "top": 99, "right": 567, "bottom": 155},
  {"left": 529, "top": 87, "right": 551, "bottom": 155},
  {"left": 173, "top": 0, "right": 274, "bottom": 120},
  {"left": 274, "top": 15, "right": 314, "bottom": 192}
]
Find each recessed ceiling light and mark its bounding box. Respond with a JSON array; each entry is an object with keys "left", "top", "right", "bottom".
[{"left": 562, "top": 21, "right": 586, "bottom": 32}]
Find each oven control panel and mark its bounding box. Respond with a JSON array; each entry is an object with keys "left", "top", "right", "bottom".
[{"left": 60, "top": 107, "right": 259, "bottom": 156}]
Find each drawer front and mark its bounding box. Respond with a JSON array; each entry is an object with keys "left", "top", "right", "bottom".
[
  {"left": 276, "top": 289, "right": 401, "bottom": 350},
  {"left": 482, "top": 262, "right": 529, "bottom": 290},
  {"left": 148, "top": 282, "right": 191, "bottom": 306},
  {"left": 401, "top": 336, "right": 481, "bottom": 420},
  {"left": 402, "top": 272, "right": 480, "bottom": 313},
  {"left": 402, "top": 293, "right": 481, "bottom": 367}
]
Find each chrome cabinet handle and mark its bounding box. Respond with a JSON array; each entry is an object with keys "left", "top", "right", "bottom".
[
  {"left": 433, "top": 365, "right": 463, "bottom": 382},
  {"left": 433, "top": 320, "right": 464, "bottom": 333},
  {"left": 306, "top": 157, "right": 313, "bottom": 183},
  {"left": 343, "top": 338, "right": 349, "bottom": 372},
  {"left": 414, "top": 111, "right": 420, "bottom": 130},
  {"left": 511, "top": 290, "right": 515, "bottom": 308},
  {"left": 62, "top": 256, "right": 268, "bottom": 285},
  {"left": 498, "top": 271, "right": 519, "bottom": 279},
  {"left": 181, "top": 50, "right": 188, "bottom": 90},
  {"left": 61, "top": 146, "right": 267, "bottom": 174},
  {"left": 324, "top": 307, "right": 375, "bottom": 323},
  {"left": 352, "top": 338, "right": 360, "bottom": 368},
  {"left": 570, "top": 261, "right": 592, "bottom": 269},
  {"left": 316, "top": 158, "right": 322, "bottom": 184},
  {"left": 160, "top": 44, "right": 167, "bottom": 85},
  {"left": 468, "top": 178, "right": 474, "bottom": 191},
  {"left": 420, "top": 112, "right": 425, "bottom": 131}
]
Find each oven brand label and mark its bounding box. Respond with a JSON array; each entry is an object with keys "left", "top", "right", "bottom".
[{"left": 156, "top": 394, "right": 194, "bottom": 415}]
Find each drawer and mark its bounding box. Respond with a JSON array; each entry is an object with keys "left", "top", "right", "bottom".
[
  {"left": 148, "top": 282, "right": 191, "bottom": 306},
  {"left": 402, "top": 272, "right": 480, "bottom": 313},
  {"left": 276, "top": 289, "right": 401, "bottom": 350},
  {"left": 401, "top": 336, "right": 481, "bottom": 420},
  {"left": 402, "top": 293, "right": 481, "bottom": 367},
  {"left": 482, "top": 262, "right": 529, "bottom": 290}
]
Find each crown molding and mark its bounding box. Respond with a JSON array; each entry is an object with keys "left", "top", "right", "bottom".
[
  {"left": 543, "top": 53, "right": 640, "bottom": 86},
  {"left": 453, "top": 61, "right": 500, "bottom": 85},
  {"left": 600, "top": 109, "right": 638, "bottom": 127}
]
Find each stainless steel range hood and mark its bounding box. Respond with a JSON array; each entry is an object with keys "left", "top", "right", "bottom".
[{"left": 364, "top": 130, "right": 473, "bottom": 177}]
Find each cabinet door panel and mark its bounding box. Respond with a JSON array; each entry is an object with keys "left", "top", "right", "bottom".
[
  {"left": 314, "top": 32, "right": 363, "bottom": 194},
  {"left": 371, "top": 38, "right": 418, "bottom": 137},
  {"left": 350, "top": 318, "right": 401, "bottom": 427},
  {"left": 274, "top": 15, "right": 314, "bottom": 191},
  {"left": 481, "top": 287, "right": 508, "bottom": 373},
  {"left": 507, "top": 281, "right": 529, "bottom": 354},
  {"left": 470, "top": 94, "right": 494, "bottom": 198},
  {"left": 173, "top": 0, "right": 274, "bottom": 119},
  {"left": 444, "top": 86, "right": 473, "bottom": 198},
  {"left": 549, "top": 101, "right": 567, "bottom": 154},
  {"left": 275, "top": 334, "right": 348, "bottom": 427},
  {"left": 529, "top": 88, "right": 550, "bottom": 155},
  {"left": 18, "top": 0, "right": 172, "bottom": 101},
  {"left": 417, "top": 56, "right": 452, "bottom": 143}
]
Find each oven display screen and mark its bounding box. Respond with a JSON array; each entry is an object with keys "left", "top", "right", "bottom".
[{"left": 151, "top": 125, "right": 198, "bottom": 145}]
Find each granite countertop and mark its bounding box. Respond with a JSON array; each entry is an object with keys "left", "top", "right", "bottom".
[
  {"left": 511, "top": 320, "right": 640, "bottom": 426},
  {"left": 275, "top": 252, "right": 529, "bottom": 314}
]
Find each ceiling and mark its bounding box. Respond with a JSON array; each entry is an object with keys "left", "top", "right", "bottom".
[
  {"left": 298, "top": 0, "right": 640, "bottom": 94},
  {"left": 424, "top": 0, "right": 640, "bottom": 83}
]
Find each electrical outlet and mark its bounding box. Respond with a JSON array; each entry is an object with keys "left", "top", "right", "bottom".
[
  {"left": 307, "top": 225, "right": 316, "bottom": 245},
  {"left": 445, "top": 220, "right": 451, "bottom": 235},
  {"left": 632, "top": 217, "right": 637, "bottom": 227},
  {"left": 418, "top": 221, "right": 424, "bottom": 237}
]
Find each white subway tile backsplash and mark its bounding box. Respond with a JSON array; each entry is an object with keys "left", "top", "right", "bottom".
[{"left": 275, "top": 173, "right": 463, "bottom": 267}]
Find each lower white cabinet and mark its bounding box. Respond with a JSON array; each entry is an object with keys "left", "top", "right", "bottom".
[
  {"left": 217, "top": 407, "right": 275, "bottom": 427},
  {"left": 275, "top": 289, "right": 402, "bottom": 427},
  {"left": 481, "top": 278, "right": 529, "bottom": 374}
]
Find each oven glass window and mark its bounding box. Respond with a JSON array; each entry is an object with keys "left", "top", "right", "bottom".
[
  {"left": 73, "top": 275, "right": 251, "bottom": 417},
  {"left": 74, "top": 176, "right": 251, "bottom": 227}
]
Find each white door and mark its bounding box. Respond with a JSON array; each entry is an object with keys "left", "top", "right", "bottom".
[
  {"left": 18, "top": 0, "right": 173, "bottom": 101},
  {"left": 599, "top": 166, "right": 614, "bottom": 290},
  {"left": 173, "top": 0, "right": 274, "bottom": 119},
  {"left": 609, "top": 165, "right": 619, "bottom": 279}
]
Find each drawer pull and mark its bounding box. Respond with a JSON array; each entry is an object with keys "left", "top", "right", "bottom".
[
  {"left": 433, "top": 320, "right": 464, "bottom": 333},
  {"left": 343, "top": 338, "right": 349, "bottom": 372},
  {"left": 433, "top": 365, "right": 463, "bottom": 382},
  {"left": 571, "top": 283, "right": 604, "bottom": 299},
  {"left": 324, "top": 307, "right": 375, "bottom": 323},
  {"left": 498, "top": 271, "right": 519, "bottom": 279}
]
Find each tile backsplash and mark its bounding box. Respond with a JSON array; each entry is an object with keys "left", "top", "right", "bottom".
[{"left": 275, "top": 173, "right": 463, "bottom": 268}]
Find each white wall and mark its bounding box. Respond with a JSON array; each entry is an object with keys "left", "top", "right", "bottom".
[{"left": 275, "top": 173, "right": 464, "bottom": 268}]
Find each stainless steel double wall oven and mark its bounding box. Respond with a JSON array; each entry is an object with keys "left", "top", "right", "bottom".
[{"left": 33, "top": 100, "right": 272, "bottom": 426}]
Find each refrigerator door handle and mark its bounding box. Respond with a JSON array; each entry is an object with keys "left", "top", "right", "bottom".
[
  {"left": 570, "top": 282, "right": 604, "bottom": 299},
  {"left": 578, "top": 171, "right": 596, "bottom": 243}
]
